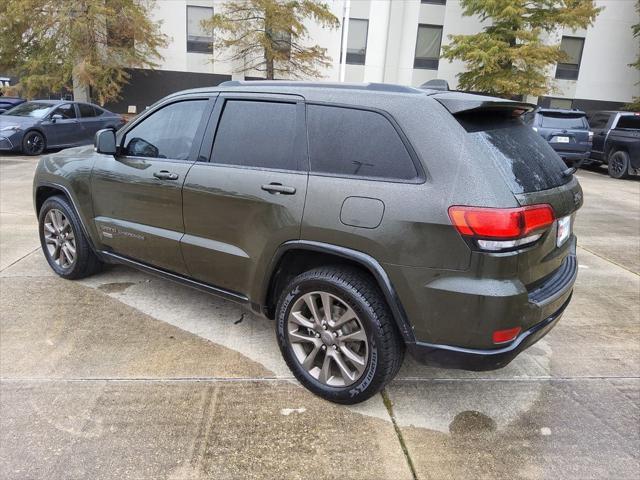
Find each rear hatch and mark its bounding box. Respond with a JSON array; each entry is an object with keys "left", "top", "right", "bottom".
[
  {"left": 433, "top": 92, "right": 582, "bottom": 294},
  {"left": 536, "top": 110, "right": 590, "bottom": 155}
]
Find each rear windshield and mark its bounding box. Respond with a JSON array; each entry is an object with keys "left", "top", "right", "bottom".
[
  {"left": 539, "top": 113, "right": 588, "bottom": 129},
  {"left": 616, "top": 115, "right": 640, "bottom": 130},
  {"left": 458, "top": 113, "right": 569, "bottom": 194}
]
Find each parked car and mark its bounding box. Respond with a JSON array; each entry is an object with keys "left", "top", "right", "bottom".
[
  {"left": 587, "top": 111, "right": 640, "bottom": 179},
  {"left": 525, "top": 108, "right": 592, "bottom": 165},
  {"left": 0, "top": 96, "right": 26, "bottom": 114},
  {"left": 0, "top": 100, "right": 126, "bottom": 155},
  {"left": 33, "top": 82, "right": 581, "bottom": 404}
]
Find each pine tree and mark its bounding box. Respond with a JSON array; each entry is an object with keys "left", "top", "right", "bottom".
[
  {"left": 0, "top": 0, "right": 167, "bottom": 103},
  {"left": 203, "top": 0, "right": 340, "bottom": 80},
  {"left": 441, "top": 0, "right": 601, "bottom": 97}
]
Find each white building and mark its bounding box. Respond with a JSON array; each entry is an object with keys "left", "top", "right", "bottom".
[{"left": 109, "top": 0, "right": 639, "bottom": 113}]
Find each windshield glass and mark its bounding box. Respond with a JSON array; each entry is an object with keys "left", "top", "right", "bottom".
[
  {"left": 4, "top": 102, "right": 52, "bottom": 118},
  {"left": 540, "top": 113, "right": 587, "bottom": 129},
  {"left": 459, "top": 114, "right": 569, "bottom": 194}
]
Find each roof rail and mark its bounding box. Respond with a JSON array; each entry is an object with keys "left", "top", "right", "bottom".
[{"left": 218, "top": 80, "right": 420, "bottom": 94}]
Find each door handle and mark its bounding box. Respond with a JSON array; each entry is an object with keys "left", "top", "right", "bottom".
[
  {"left": 261, "top": 183, "right": 296, "bottom": 195},
  {"left": 153, "top": 170, "right": 179, "bottom": 180}
]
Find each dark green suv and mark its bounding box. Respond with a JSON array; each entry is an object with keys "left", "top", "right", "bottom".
[{"left": 33, "top": 82, "right": 581, "bottom": 404}]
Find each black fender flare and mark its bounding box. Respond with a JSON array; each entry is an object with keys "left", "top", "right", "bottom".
[{"left": 263, "top": 240, "right": 416, "bottom": 344}]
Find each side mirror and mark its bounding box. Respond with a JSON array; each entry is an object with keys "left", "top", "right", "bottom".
[
  {"left": 50, "top": 113, "right": 63, "bottom": 123},
  {"left": 95, "top": 128, "right": 117, "bottom": 155}
]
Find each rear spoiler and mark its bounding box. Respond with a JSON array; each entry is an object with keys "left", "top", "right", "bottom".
[{"left": 429, "top": 91, "right": 536, "bottom": 116}]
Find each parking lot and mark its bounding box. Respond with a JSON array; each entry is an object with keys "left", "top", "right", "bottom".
[{"left": 0, "top": 153, "right": 638, "bottom": 479}]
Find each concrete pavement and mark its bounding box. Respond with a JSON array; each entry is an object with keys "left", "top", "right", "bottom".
[{"left": 0, "top": 156, "right": 638, "bottom": 479}]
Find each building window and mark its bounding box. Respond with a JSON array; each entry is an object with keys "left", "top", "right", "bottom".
[
  {"left": 414, "top": 25, "right": 443, "bottom": 70},
  {"left": 556, "top": 36, "right": 584, "bottom": 80},
  {"left": 421, "top": 0, "right": 447, "bottom": 4},
  {"left": 548, "top": 98, "right": 573, "bottom": 109},
  {"left": 345, "top": 19, "right": 368, "bottom": 65},
  {"left": 187, "top": 5, "right": 213, "bottom": 53}
]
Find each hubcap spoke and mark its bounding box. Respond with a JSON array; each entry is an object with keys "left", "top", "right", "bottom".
[
  {"left": 289, "top": 311, "right": 315, "bottom": 330},
  {"left": 339, "top": 328, "right": 366, "bottom": 343},
  {"left": 331, "top": 350, "right": 355, "bottom": 383},
  {"left": 288, "top": 329, "right": 317, "bottom": 344},
  {"left": 333, "top": 307, "right": 357, "bottom": 328},
  {"left": 303, "top": 293, "right": 322, "bottom": 325},
  {"left": 340, "top": 345, "right": 366, "bottom": 372},
  {"left": 320, "top": 292, "right": 333, "bottom": 323},
  {"left": 302, "top": 344, "right": 322, "bottom": 370},
  {"left": 318, "top": 354, "right": 332, "bottom": 383}
]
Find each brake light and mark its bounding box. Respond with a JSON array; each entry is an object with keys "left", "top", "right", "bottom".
[
  {"left": 492, "top": 327, "right": 522, "bottom": 344},
  {"left": 448, "top": 205, "right": 555, "bottom": 251}
]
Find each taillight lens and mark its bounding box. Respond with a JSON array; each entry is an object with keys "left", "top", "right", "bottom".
[
  {"left": 448, "top": 205, "right": 555, "bottom": 251},
  {"left": 492, "top": 327, "right": 522, "bottom": 344}
]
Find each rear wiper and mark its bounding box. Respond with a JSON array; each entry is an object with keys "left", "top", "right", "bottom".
[{"left": 562, "top": 157, "right": 587, "bottom": 177}]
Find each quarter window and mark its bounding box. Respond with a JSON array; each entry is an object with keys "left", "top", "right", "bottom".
[
  {"left": 211, "top": 100, "right": 299, "bottom": 170},
  {"left": 187, "top": 5, "right": 214, "bottom": 53},
  {"left": 414, "top": 25, "right": 443, "bottom": 70},
  {"left": 78, "top": 103, "right": 97, "bottom": 118},
  {"left": 307, "top": 105, "right": 418, "bottom": 181},
  {"left": 52, "top": 104, "right": 76, "bottom": 119},
  {"left": 556, "top": 37, "right": 584, "bottom": 80},
  {"left": 123, "top": 100, "right": 207, "bottom": 160},
  {"left": 345, "top": 19, "right": 368, "bottom": 65}
]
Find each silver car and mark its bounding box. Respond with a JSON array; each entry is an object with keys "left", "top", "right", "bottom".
[{"left": 0, "top": 100, "right": 126, "bottom": 155}]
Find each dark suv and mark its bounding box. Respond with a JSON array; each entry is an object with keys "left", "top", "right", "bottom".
[
  {"left": 33, "top": 82, "right": 581, "bottom": 404},
  {"left": 525, "top": 108, "right": 592, "bottom": 164}
]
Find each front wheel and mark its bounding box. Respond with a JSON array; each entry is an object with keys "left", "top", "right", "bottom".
[
  {"left": 608, "top": 151, "right": 630, "bottom": 179},
  {"left": 22, "top": 131, "right": 46, "bottom": 156},
  {"left": 39, "top": 195, "right": 102, "bottom": 279},
  {"left": 276, "top": 266, "right": 404, "bottom": 404}
]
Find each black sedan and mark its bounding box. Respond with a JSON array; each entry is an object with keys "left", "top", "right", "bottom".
[{"left": 0, "top": 100, "right": 126, "bottom": 155}]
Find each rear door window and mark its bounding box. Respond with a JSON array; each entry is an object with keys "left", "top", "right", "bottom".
[
  {"left": 615, "top": 115, "right": 640, "bottom": 130},
  {"left": 458, "top": 114, "right": 569, "bottom": 194},
  {"left": 540, "top": 113, "right": 587, "bottom": 129},
  {"left": 78, "top": 103, "right": 97, "bottom": 118},
  {"left": 210, "top": 100, "right": 299, "bottom": 170},
  {"left": 307, "top": 105, "right": 418, "bottom": 181}
]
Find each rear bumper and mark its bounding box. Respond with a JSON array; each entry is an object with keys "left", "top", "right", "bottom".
[{"left": 406, "top": 294, "right": 570, "bottom": 371}]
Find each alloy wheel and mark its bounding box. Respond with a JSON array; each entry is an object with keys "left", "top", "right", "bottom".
[
  {"left": 24, "top": 133, "right": 44, "bottom": 155},
  {"left": 287, "top": 291, "right": 369, "bottom": 387},
  {"left": 610, "top": 153, "right": 624, "bottom": 176},
  {"left": 43, "top": 209, "right": 76, "bottom": 269}
]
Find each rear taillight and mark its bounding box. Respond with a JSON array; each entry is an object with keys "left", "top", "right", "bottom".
[{"left": 448, "top": 205, "right": 555, "bottom": 252}]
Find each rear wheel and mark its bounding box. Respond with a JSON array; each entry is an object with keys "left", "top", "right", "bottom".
[
  {"left": 22, "top": 131, "right": 46, "bottom": 156},
  {"left": 39, "top": 195, "right": 102, "bottom": 279},
  {"left": 275, "top": 266, "right": 404, "bottom": 404},
  {"left": 608, "top": 151, "right": 630, "bottom": 179}
]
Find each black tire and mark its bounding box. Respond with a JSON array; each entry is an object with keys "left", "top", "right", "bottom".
[
  {"left": 38, "top": 195, "right": 102, "bottom": 279},
  {"left": 276, "top": 266, "right": 404, "bottom": 404},
  {"left": 22, "top": 130, "right": 46, "bottom": 156},
  {"left": 607, "top": 151, "right": 630, "bottom": 179}
]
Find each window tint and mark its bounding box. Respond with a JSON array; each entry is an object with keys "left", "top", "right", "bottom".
[
  {"left": 211, "top": 100, "right": 299, "bottom": 170},
  {"left": 616, "top": 116, "right": 640, "bottom": 130},
  {"left": 414, "top": 25, "right": 443, "bottom": 69},
  {"left": 78, "top": 103, "right": 97, "bottom": 118},
  {"left": 540, "top": 114, "right": 587, "bottom": 129},
  {"left": 345, "top": 19, "right": 368, "bottom": 65},
  {"left": 588, "top": 114, "right": 609, "bottom": 129},
  {"left": 307, "top": 105, "right": 417, "bottom": 181},
  {"left": 457, "top": 114, "right": 568, "bottom": 194},
  {"left": 187, "top": 5, "right": 213, "bottom": 53},
  {"left": 53, "top": 104, "right": 76, "bottom": 119},
  {"left": 556, "top": 37, "right": 584, "bottom": 80},
  {"left": 124, "top": 100, "right": 207, "bottom": 160}
]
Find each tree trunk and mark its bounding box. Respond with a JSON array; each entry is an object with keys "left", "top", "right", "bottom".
[
  {"left": 265, "top": 49, "right": 274, "bottom": 79},
  {"left": 72, "top": 70, "right": 91, "bottom": 103}
]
